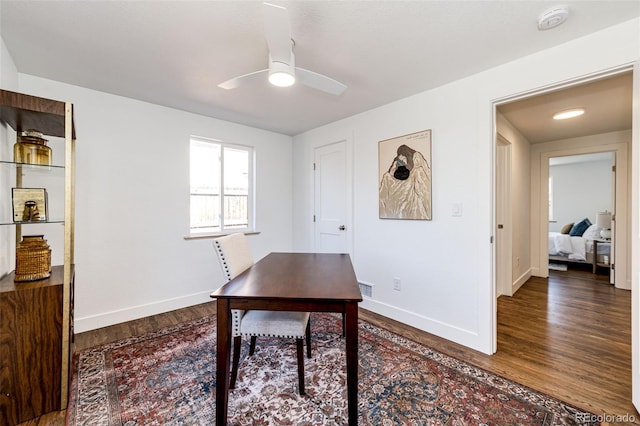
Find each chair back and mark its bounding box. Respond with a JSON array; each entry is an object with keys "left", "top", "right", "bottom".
[{"left": 213, "top": 233, "right": 254, "bottom": 281}]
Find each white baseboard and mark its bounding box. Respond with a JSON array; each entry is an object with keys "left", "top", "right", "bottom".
[
  {"left": 530, "top": 266, "right": 543, "bottom": 277},
  {"left": 75, "top": 290, "right": 493, "bottom": 354},
  {"left": 512, "top": 268, "right": 532, "bottom": 294},
  {"left": 74, "top": 290, "right": 214, "bottom": 333},
  {"left": 359, "top": 298, "right": 489, "bottom": 354}
]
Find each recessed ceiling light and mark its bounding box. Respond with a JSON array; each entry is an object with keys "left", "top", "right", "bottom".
[{"left": 553, "top": 108, "right": 585, "bottom": 120}]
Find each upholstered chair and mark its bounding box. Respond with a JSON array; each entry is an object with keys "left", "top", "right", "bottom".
[{"left": 212, "top": 233, "right": 312, "bottom": 395}]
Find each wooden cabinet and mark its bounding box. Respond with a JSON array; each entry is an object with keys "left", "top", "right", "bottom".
[{"left": 0, "top": 90, "right": 76, "bottom": 424}]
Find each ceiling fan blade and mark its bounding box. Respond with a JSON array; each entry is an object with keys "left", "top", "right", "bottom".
[
  {"left": 263, "top": 2, "right": 292, "bottom": 64},
  {"left": 220, "top": 3, "right": 344, "bottom": 95},
  {"left": 218, "top": 69, "right": 268, "bottom": 90},
  {"left": 296, "top": 67, "right": 348, "bottom": 96}
]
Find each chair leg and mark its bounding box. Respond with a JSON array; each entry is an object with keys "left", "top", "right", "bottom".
[
  {"left": 249, "top": 336, "right": 257, "bottom": 356},
  {"left": 296, "top": 338, "right": 306, "bottom": 395},
  {"left": 230, "top": 336, "right": 241, "bottom": 389},
  {"left": 305, "top": 320, "right": 312, "bottom": 358}
]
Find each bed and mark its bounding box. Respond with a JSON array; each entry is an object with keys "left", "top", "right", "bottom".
[{"left": 548, "top": 221, "right": 611, "bottom": 270}]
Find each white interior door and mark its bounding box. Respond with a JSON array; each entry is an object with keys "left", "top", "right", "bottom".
[
  {"left": 496, "top": 135, "right": 513, "bottom": 297},
  {"left": 314, "top": 141, "right": 349, "bottom": 253}
]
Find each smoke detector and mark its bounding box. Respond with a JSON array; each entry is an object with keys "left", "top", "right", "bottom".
[{"left": 537, "top": 5, "right": 569, "bottom": 30}]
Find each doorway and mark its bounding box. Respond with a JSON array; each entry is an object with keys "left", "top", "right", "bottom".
[
  {"left": 313, "top": 140, "right": 351, "bottom": 254},
  {"left": 494, "top": 70, "right": 632, "bottom": 291},
  {"left": 547, "top": 152, "right": 616, "bottom": 284},
  {"left": 538, "top": 143, "right": 627, "bottom": 287},
  {"left": 493, "top": 67, "right": 634, "bottom": 406}
]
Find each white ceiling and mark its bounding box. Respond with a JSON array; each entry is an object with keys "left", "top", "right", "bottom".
[
  {"left": 498, "top": 72, "right": 633, "bottom": 144},
  {"left": 1, "top": 1, "right": 638, "bottom": 137}
]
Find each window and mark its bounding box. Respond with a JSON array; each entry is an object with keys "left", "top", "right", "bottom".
[{"left": 190, "top": 136, "right": 254, "bottom": 235}]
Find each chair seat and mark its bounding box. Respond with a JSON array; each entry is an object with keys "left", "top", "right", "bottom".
[{"left": 240, "top": 311, "right": 310, "bottom": 338}]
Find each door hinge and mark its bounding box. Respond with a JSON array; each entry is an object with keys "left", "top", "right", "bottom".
[
  {"left": 313, "top": 215, "right": 316, "bottom": 222},
  {"left": 611, "top": 263, "right": 615, "bottom": 270},
  {"left": 313, "top": 163, "right": 316, "bottom": 171},
  {"left": 612, "top": 165, "right": 616, "bottom": 172},
  {"left": 490, "top": 236, "right": 494, "bottom": 243}
]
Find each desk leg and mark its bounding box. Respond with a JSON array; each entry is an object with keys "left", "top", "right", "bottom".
[
  {"left": 345, "top": 302, "right": 359, "bottom": 426},
  {"left": 216, "top": 298, "right": 231, "bottom": 426}
]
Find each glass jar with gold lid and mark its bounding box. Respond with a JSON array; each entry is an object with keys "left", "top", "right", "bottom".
[{"left": 14, "top": 129, "right": 52, "bottom": 166}]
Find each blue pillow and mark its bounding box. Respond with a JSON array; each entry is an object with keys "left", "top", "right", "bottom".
[{"left": 569, "top": 218, "right": 592, "bottom": 237}]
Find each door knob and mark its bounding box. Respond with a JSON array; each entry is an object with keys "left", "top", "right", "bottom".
[{"left": 339, "top": 225, "right": 346, "bottom": 231}]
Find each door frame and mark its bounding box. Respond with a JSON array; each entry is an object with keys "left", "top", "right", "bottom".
[
  {"left": 537, "top": 145, "right": 627, "bottom": 286},
  {"left": 631, "top": 59, "right": 639, "bottom": 412},
  {"left": 491, "top": 63, "right": 638, "bottom": 407}
]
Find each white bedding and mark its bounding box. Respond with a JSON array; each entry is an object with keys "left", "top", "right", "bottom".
[
  {"left": 548, "top": 231, "right": 611, "bottom": 262},
  {"left": 548, "top": 232, "right": 587, "bottom": 261}
]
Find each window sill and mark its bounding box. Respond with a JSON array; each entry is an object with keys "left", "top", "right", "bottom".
[{"left": 184, "top": 230, "right": 260, "bottom": 240}]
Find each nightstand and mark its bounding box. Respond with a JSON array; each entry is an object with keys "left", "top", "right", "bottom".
[{"left": 592, "top": 239, "right": 611, "bottom": 274}]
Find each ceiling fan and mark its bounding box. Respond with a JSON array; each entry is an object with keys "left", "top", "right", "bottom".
[{"left": 218, "top": 2, "right": 347, "bottom": 96}]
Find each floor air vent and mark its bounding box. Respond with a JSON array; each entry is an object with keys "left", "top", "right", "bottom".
[{"left": 358, "top": 281, "right": 373, "bottom": 298}]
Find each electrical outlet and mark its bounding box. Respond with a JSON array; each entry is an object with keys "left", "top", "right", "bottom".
[{"left": 393, "top": 277, "right": 401, "bottom": 291}]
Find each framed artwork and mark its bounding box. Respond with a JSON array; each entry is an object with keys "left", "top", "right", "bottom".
[
  {"left": 12, "top": 188, "right": 48, "bottom": 222},
  {"left": 379, "top": 129, "right": 432, "bottom": 220}
]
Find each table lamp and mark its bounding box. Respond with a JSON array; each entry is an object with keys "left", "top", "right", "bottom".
[{"left": 596, "top": 210, "right": 612, "bottom": 240}]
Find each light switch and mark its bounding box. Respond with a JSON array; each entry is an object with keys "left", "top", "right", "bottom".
[{"left": 452, "top": 203, "right": 462, "bottom": 217}]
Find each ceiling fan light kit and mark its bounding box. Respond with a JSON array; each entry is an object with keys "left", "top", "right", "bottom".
[
  {"left": 268, "top": 53, "right": 296, "bottom": 87},
  {"left": 218, "top": 2, "right": 347, "bottom": 95},
  {"left": 269, "top": 68, "right": 295, "bottom": 87}
]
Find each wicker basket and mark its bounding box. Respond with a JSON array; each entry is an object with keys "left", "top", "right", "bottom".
[{"left": 15, "top": 235, "right": 51, "bottom": 282}]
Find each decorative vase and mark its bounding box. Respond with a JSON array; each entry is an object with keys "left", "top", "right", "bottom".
[
  {"left": 15, "top": 235, "right": 52, "bottom": 282},
  {"left": 14, "top": 130, "right": 52, "bottom": 166}
]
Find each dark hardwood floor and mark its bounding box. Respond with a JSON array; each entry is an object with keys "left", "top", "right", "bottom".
[
  {"left": 22, "top": 267, "right": 636, "bottom": 425},
  {"left": 361, "top": 266, "right": 636, "bottom": 423}
]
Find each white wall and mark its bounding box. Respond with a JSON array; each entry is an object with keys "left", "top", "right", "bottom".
[
  {"left": 550, "top": 158, "right": 612, "bottom": 232},
  {"left": 292, "top": 19, "right": 640, "bottom": 354},
  {"left": 16, "top": 75, "right": 294, "bottom": 332},
  {"left": 0, "top": 35, "right": 18, "bottom": 277},
  {"left": 1, "top": 37, "right": 18, "bottom": 90}
]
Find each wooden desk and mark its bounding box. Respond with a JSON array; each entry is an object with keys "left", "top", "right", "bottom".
[{"left": 210, "top": 252, "right": 362, "bottom": 425}]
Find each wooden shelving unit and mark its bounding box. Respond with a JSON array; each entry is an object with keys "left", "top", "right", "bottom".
[{"left": 0, "top": 89, "right": 76, "bottom": 424}]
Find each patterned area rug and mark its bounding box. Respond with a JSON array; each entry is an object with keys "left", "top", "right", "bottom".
[{"left": 67, "top": 313, "right": 596, "bottom": 425}]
